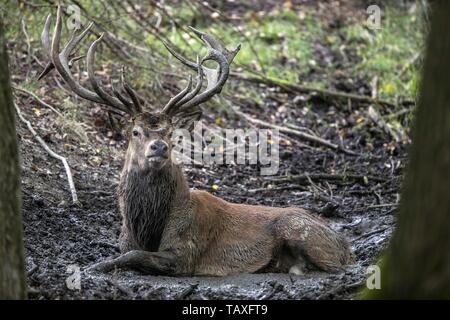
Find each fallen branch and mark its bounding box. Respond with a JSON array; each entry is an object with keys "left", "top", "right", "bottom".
[
  {"left": 384, "top": 106, "right": 413, "bottom": 120},
  {"left": 368, "top": 105, "right": 407, "bottom": 143},
  {"left": 264, "top": 173, "right": 386, "bottom": 185},
  {"left": 353, "top": 203, "right": 398, "bottom": 212},
  {"left": 20, "top": 18, "right": 32, "bottom": 74},
  {"left": 176, "top": 284, "right": 198, "bottom": 300},
  {"left": 233, "top": 108, "right": 358, "bottom": 156},
  {"left": 232, "top": 72, "right": 398, "bottom": 108},
  {"left": 14, "top": 103, "right": 79, "bottom": 205},
  {"left": 352, "top": 227, "right": 390, "bottom": 242},
  {"left": 13, "top": 86, "right": 62, "bottom": 116},
  {"left": 246, "top": 185, "right": 307, "bottom": 194}
]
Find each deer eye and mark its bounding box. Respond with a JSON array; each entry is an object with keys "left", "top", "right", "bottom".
[{"left": 132, "top": 130, "right": 140, "bottom": 137}]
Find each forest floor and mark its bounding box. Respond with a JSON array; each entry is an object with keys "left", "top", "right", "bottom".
[{"left": 6, "top": 0, "right": 420, "bottom": 299}]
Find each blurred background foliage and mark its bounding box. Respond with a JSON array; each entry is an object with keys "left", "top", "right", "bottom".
[{"left": 0, "top": 0, "right": 424, "bottom": 114}]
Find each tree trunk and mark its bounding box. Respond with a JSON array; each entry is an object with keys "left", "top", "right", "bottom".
[
  {"left": 0, "top": 20, "right": 26, "bottom": 299},
  {"left": 365, "top": 1, "right": 450, "bottom": 298}
]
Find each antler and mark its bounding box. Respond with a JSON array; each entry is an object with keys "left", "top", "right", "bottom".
[
  {"left": 39, "top": 6, "right": 141, "bottom": 116},
  {"left": 161, "top": 27, "right": 240, "bottom": 117},
  {"left": 39, "top": 7, "right": 239, "bottom": 119}
]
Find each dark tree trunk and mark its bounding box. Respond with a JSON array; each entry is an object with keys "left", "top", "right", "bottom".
[
  {"left": 366, "top": 1, "right": 450, "bottom": 298},
  {"left": 0, "top": 21, "right": 26, "bottom": 299}
]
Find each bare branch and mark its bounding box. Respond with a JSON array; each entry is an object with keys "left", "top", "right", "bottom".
[
  {"left": 12, "top": 86, "right": 62, "bottom": 116},
  {"left": 14, "top": 103, "right": 79, "bottom": 205},
  {"left": 232, "top": 107, "right": 358, "bottom": 156}
]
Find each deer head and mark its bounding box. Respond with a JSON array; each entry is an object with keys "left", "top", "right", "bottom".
[{"left": 39, "top": 6, "right": 240, "bottom": 173}]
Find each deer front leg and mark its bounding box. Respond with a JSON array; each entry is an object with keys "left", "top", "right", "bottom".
[
  {"left": 88, "top": 250, "right": 177, "bottom": 275},
  {"left": 118, "top": 223, "right": 139, "bottom": 253}
]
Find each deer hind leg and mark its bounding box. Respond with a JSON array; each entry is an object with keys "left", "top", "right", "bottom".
[
  {"left": 87, "top": 250, "right": 177, "bottom": 275},
  {"left": 274, "top": 211, "right": 353, "bottom": 273}
]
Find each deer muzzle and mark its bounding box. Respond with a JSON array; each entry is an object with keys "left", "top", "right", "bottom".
[{"left": 145, "top": 140, "right": 169, "bottom": 162}]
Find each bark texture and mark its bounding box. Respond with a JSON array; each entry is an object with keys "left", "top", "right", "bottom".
[
  {"left": 365, "top": 1, "right": 450, "bottom": 299},
  {"left": 0, "top": 21, "right": 26, "bottom": 299}
]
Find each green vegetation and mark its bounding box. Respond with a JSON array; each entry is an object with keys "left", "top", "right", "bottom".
[
  {"left": 138, "top": 4, "right": 423, "bottom": 102},
  {"left": 1, "top": 2, "right": 423, "bottom": 106},
  {"left": 340, "top": 8, "right": 423, "bottom": 100}
]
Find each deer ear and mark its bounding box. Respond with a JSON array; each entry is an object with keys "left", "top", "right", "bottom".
[{"left": 172, "top": 111, "right": 202, "bottom": 131}]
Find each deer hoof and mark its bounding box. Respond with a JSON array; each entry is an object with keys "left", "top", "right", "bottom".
[{"left": 289, "top": 264, "right": 305, "bottom": 276}]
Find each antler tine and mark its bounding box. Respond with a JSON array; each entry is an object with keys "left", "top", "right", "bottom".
[
  {"left": 63, "top": 23, "right": 93, "bottom": 57},
  {"left": 175, "top": 57, "right": 204, "bottom": 109},
  {"left": 41, "top": 14, "right": 52, "bottom": 57},
  {"left": 111, "top": 79, "right": 134, "bottom": 112},
  {"left": 110, "top": 68, "right": 143, "bottom": 115},
  {"left": 51, "top": 6, "right": 103, "bottom": 104},
  {"left": 189, "top": 26, "right": 240, "bottom": 64},
  {"left": 161, "top": 75, "right": 193, "bottom": 114},
  {"left": 68, "top": 54, "right": 85, "bottom": 67},
  {"left": 121, "top": 67, "right": 143, "bottom": 114},
  {"left": 37, "top": 14, "right": 54, "bottom": 80},
  {"left": 86, "top": 33, "right": 130, "bottom": 112},
  {"left": 39, "top": 12, "right": 93, "bottom": 81},
  {"left": 162, "top": 27, "right": 240, "bottom": 116},
  {"left": 162, "top": 41, "right": 198, "bottom": 71},
  {"left": 178, "top": 48, "right": 229, "bottom": 111},
  {"left": 162, "top": 28, "right": 240, "bottom": 79},
  {"left": 40, "top": 5, "right": 137, "bottom": 115}
]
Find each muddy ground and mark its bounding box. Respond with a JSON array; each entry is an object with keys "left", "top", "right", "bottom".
[
  {"left": 10, "top": 1, "right": 411, "bottom": 300},
  {"left": 17, "top": 91, "right": 403, "bottom": 300}
]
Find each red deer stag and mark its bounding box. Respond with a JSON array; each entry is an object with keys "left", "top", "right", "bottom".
[{"left": 39, "top": 7, "right": 353, "bottom": 276}]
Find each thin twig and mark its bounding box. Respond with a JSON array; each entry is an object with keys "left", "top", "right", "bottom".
[
  {"left": 384, "top": 107, "right": 413, "bottom": 120},
  {"left": 246, "top": 185, "right": 307, "bottom": 194},
  {"left": 14, "top": 103, "right": 79, "bottom": 205},
  {"left": 352, "top": 227, "right": 390, "bottom": 242},
  {"left": 264, "top": 173, "right": 386, "bottom": 185},
  {"left": 352, "top": 203, "right": 398, "bottom": 212},
  {"left": 367, "top": 105, "right": 406, "bottom": 142},
  {"left": 13, "top": 86, "right": 62, "bottom": 116},
  {"left": 233, "top": 73, "right": 399, "bottom": 108},
  {"left": 20, "top": 18, "right": 32, "bottom": 77},
  {"left": 233, "top": 107, "right": 358, "bottom": 156}
]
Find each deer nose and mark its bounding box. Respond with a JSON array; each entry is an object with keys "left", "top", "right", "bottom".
[{"left": 148, "top": 141, "right": 168, "bottom": 157}]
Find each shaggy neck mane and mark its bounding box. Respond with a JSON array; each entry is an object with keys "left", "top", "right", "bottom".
[{"left": 119, "top": 164, "right": 187, "bottom": 251}]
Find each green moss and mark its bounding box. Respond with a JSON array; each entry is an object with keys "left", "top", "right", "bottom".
[{"left": 340, "top": 8, "right": 423, "bottom": 100}]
